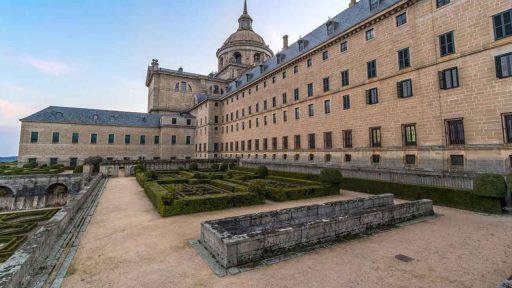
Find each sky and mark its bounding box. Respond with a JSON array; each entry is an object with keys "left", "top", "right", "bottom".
[{"left": 0, "top": 0, "right": 348, "bottom": 156}]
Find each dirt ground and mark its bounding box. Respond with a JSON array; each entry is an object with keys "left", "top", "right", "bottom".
[{"left": 62, "top": 176, "right": 512, "bottom": 288}]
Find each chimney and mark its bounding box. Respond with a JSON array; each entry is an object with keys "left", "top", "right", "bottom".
[
  {"left": 282, "top": 35, "right": 289, "bottom": 50},
  {"left": 151, "top": 59, "right": 159, "bottom": 70},
  {"left": 349, "top": 0, "right": 357, "bottom": 7}
]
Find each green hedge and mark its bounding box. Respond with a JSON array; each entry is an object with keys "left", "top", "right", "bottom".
[
  {"left": 266, "top": 176, "right": 322, "bottom": 186},
  {"left": 232, "top": 167, "right": 321, "bottom": 181},
  {"left": 211, "top": 180, "right": 248, "bottom": 192},
  {"left": 473, "top": 174, "right": 507, "bottom": 198},
  {"left": 341, "top": 177, "right": 502, "bottom": 214},
  {"left": 265, "top": 185, "right": 339, "bottom": 202}
]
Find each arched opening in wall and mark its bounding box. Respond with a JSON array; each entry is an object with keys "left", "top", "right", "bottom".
[
  {"left": 45, "top": 183, "right": 69, "bottom": 207},
  {"left": 0, "top": 186, "right": 14, "bottom": 198},
  {"left": 254, "top": 53, "right": 261, "bottom": 64},
  {"left": 234, "top": 52, "right": 242, "bottom": 64},
  {"left": 219, "top": 57, "right": 224, "bottom": 67}
]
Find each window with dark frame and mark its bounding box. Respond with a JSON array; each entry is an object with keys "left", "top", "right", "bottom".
[
  {"left": 439, "top": 31, "right": 455, "bottom": 56},
  {"left": 325, "top": 154, "right": 332, "bottom": 162},
  {"left": 294, "top": 135, "right": 301, "bottom": 149},
  {"left": 109, "top": 134, "right": 115, "bottom": 144},
  {"left": 307, "top": 83, "right": 314, "bottom": 96},
  {"left": 436, "top": 0, "right": 450, "bottom": 8},
  {"left": 294, "top": 65, "right": 299, "bottom": 73},
  {"left": 295, "top": 107, "right": 300, "bottom": 119},
  {"left": 171, "top": 135, "right": 177, "bottom": 145},
  {"left": 367, "top": 60, "right": 377, "bottom": 79},
  {"left": 308, "top": 104, "right": 314, "bottom": 117},
  {"left": 369, "top": 0, "right": 379, "bottom": 10},
  {"left": 496, "top": 53, "right": 512, "bottom": 79},
  {"left": 263, "top": 138, "right": 268, "bottom": 150},
  {"left": 493, "top": 9, "right": 512, "bottom": 40},
  {"left": 343, "top": 130, "right": 353, "bottom": 148},
  {"left": 396, "top": 12, "right": 407, "bottom": 26},
  {"left": 282, "top": 93, "right": 287, "bottom": 104},
  {"left": 282, "top": 136, "right": 289, "bottom": 149},
  {"left": 324, "top": 132, "right": 333, "bottom": 149},
  {"left": 366, "top": 28, "right": 375, "bottom": 40},
  {"left": 272, "top": 137, "right": 277, "bottom": 150},
  {"left": 343, "top": 95, "right": 351, "bottom": 110},
  {"left": 446, "top": 119, "right": 465, "bottom": 145},
  {"left": 72, "top": 133, "right": 79, "bottom": 144},
  {"left": 366, "top": 88, "right": 379, "bottom": 105},
  {"left": 398, "top": 48, "right": 410, "bottom": 69},
  {"left": 450, "top": 155, "right": 464, "bottom": 166},
  {"left": 403, "top": 124, "right": 417, "bottom": 146},
  {"left": 52, "top": 132, "right": 60, "bottom": 144},
  {"left": 323, "top": 77, "right": 330, "bottom": 92},
  {"left": 125, "top": 135, "right": 131, "bottom": 144},
  {"left": 294, "top": 88, "right": 300, "bottom": 100},
  {"left": 370, "top": 127, "right": 381, "bottom": 147},
  {"left": 307, "top": 58, "right": 312, "bottom": 67},
  {"left": 405, "top": 155, "right": 416, "bottom": 165},
  {"left": 322, "top": 51, "right": 329, "bottom": 61},
  {"left": 372, "top": 154, "right": 380, "bottom": 163},
  {"left": 140, "top": 135, "right": 145, "bottom": 145},
  {"left": 439, "top": 67, "right": 459, "bottom": 89},
  {"left": 340, "top": 41, "right": 348, "bottom": 52},
  {"left": 283, "top": 111, "right": 288, "bottom": 122},
  {"left": 504, "top": 114, "right": 512, "bottom": 143},
  {"left": 397, "top": 79, "right": 413, "bottom": 98},
  {"left": 345, "top": 154, "right": 352, "bottom": 162},
  {"left": 309, "top": 154, "right": 314, "bottom": 161},
  {"left": 30, "top": 131, "right": 38, "bottom": 143},
  {"left": 341, "top": 70, "right": 349, "bottom": 86},
  {"left": 324, "top": 100, "right": 331, "bottom": 114}
]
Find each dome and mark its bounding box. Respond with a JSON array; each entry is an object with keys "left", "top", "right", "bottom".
[{"left": 223, "top": 29, "right": 267, "bottom": 46}]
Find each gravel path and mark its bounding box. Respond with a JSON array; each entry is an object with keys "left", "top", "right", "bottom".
[{"left": 62, "top": 176, "right": 512, "bottom": 288}]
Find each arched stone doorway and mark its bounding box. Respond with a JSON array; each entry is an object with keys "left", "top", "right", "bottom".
[{"left": 45, "top": 183, "right": 69, "bottom": 207}]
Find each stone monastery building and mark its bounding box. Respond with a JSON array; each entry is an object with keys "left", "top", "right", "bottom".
[{"left": 18, "top": 0, "right": 512, "bottom": 175}]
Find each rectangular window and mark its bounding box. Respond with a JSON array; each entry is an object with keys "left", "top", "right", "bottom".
[
  {"left": 308, "top": 104, "right": 314, "bottom": 117},
  {"left": 272, "top": 113, "right": 276, "bottom": 124},
  {"left": 187, "top": 119, "right": 192, "bottom": 125},
  {"left": 343, "top": 95, "right": 350, "bottom": 110},
  {"left": 396, "top": 12, "right": 407, "bottom": 26},
  {"left": 437, "top": 0, "right": 450, "bottom": 8},
  {"left": 366, "top": 28, "right": 375, "bottom": 40},
  {"left": 295, "top": 107, "right": 300, "bottom": 119},
  {"left": 272, "top": 97, "right": 276, "bottom": 107},
  {"left": 282, "top": 136, "right": 288, "bottom": 150},
  {"left": 264, "top": 116, "right": 268, "bottom": 125},
  {"left": 345, "top": 154, "right": 351, "bottom": 162},
  {"left": 263, "top": 138, "right": 268, "bottom": 150},
  {"left": 372, "top": 154, "right": 380, "bottom": 164},
  {"left": 403, "top": 124, "right": 417, "bottom": 146},
  {"left": 450, "top": 155, "right": 464, "bottom": 166},
  {"left": 186, "top": 136, "right": 191, "bottom": 145},
  {"left": 496, "top": 52, "right": 512, "bottom": 79},
  {"left": 294, "top": 135, "right": 301, "bottom": 149},
  {"left": 294, "top": 88, "right": 300, "bottom": 101},
  {"left": 282, "top": 71, "right": 287, "bottom": 79},
  {"left": 439, "top": 31, "right": 455, "bottom": 57},
  {"left": 108, "top": 134, "right": 115, "bottom": 144},
  {"left": 30, "top": 131, "right": 39, "bottom": 143},
  {"left": 397, "top": 79, "right": 413, "bottom": 98},
  {"left": 248, "top": 139, "right": 252, "bottom": 151},
  {"left": 294, "top": 65, "right": 299, "bottom": 73},
  {"left": 343, "top": 130, "right": 352, "bottom": 148},
  {"left": 154, "top": 135, "right": 160, "bottom": 145},
  {"left": 51, "top": 132, "right": 60, "bottom": 144},
  {"left": 504, "top": 114, "right": 512, "bottom": 143},
  {"left": 367, "top": 60, "right": 377, "bottom": 79},
  {"left": 307, "top": 83, "right": 314, "bottom": 97},
  {"left": 125, "top": 135, "right": 131, "bottom": 144},
  {"left": 340, "top": 41, "right": 347, "bottom": 52},
  {"left": 324, "top": 100, "right": 331, "bottom": 114},
  {"left": 256, "top": 103, "right": 259, "bottom": 112},
  {"left": 398, "top": 48, "right": 410, "bottom": 69},
  {"left": 171, "top": 118, "right": 177, "bottom": 125},
  {"left": 341, "top": 70, "right": 349, "bottom": 87},
  {"left": 264, "top": 100, "right": 268, "bottom": 110},
  {"left": 50, "top": 158, "right": 58, "bottom": 166},
  {"left": 139, "top": 135, "right": 145, "bottom": 145},
  {"left": 494, "top": 9, "right": 512, "bottom": 40},
  {"left": 255, "top": 139, "right": 260, "bottom": 150},
  {"left": 370, "top": 127, "right": 381, "bottom": 147},
  {"left": 323, "top": 77, "right": 330, "bottom": 92},
  {"left": 366, "top": 88, "right": 379, "bottom": 105},
  {"left": 90, "top": 133, "right": 97, "bottom": 144},
  {"left": 324, "top": 132, "right": 332, "bottom": 149},
  {"left": 282, "top": 93, "right": 287, "bottom": 104},
  {"left": 322, "top": 51, "right": 329, "bottom": 60},
  {"left": 369, "top": 0, "right": 379, "bottom": 10},
  {"left": 439, "top": 67, "right": 459, "bottom": 89},
  {"left": 70, "top": 157, "right": 78, "bottom": 168},
  {"left": 283, "top": 111, "right": 288, "bottom": 122},
  {"left": 307, "top": 58, "right": 312, "bottom": 67},
  {"left": 405, "top": 155, "right": 416, "bottom": 165},
  {"left": 272, "top": 137, "right": 277, "bottom": 150},
  {"left": 72, "top": 133, "right": 79, "bottom": 144},
  {"left": 171, "top": 135, "right": 177, "bottom": 145},
  {"left": 446, "top": 119, "right": 465, "bottom": 145},
  {"left": 308, "top": 133, "right": 316, "bottom": 149}
]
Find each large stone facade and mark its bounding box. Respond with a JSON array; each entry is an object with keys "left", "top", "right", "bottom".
[{"left": 18, "top": 0, "right": 512, "bottom": 177}]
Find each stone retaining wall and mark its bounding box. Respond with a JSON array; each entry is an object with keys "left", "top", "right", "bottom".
[
  {"left": 0, "top": 174, "right": 102, "bottom": 288},
  {"left": 201, "top": 195, "right": 434, "bottom": 268}
]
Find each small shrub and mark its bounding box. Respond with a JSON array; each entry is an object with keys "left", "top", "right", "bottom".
[
  {"left": 473, "top": 174, "right": 507, "bottom": 198},
  {"left": 225, "top": 171, "right": 234, "bottom": 179},
  {"left": 146, "top": 171, "right": 158, "bottom": 181},
  {"left": 189, "top": 162, "right": 199, "bottom": 171},
  {"left": 319, "top": 168, "right": 343, "bottom": 185},
  {"left": 73, "top": 165, "right": 84, "bottom": 173},
  {"left": 210, "top": 163, "right": 220, "bottom": 170},
  {"left": 23, "top": 162, "right": 38, "bottom": 169},
  {"left": 220, "top": 162, "right": 229, "bottom": 171},
  {"left": 248, "top": 179, "right": 267, "bottom": 198},
  {"left": 49, "top": 164, "right": 63, "bottom": 170},
  {"left": 134, "top": 164, "right": 144, "bottom": 173},
  {"left": 40, "top": 164, "right": 48, "bottom": 168},
  {"left": 193, "top": 172, "right": 207, "bottom": 179},
  {"left": 255, "top": 166, "right": 269, "bottom": 178}
]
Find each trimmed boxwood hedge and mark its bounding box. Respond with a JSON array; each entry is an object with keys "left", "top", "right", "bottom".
[
  {"left": 340, "top": 177, "right": 502, "bottom": 214},
  {"left": 264, "top": 185, "right": 339, "bottom": 202},
  {"left": 473, "top": 174, "right": 507, "bottom": 198}
]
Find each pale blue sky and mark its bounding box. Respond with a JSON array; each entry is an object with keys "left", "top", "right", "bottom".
[{"left": 0, "top": 0, "right": 347, "bottom": 156}]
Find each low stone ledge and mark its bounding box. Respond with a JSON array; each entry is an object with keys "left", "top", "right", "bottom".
[{"left": 0, "top": 174, "right": 102, "bottom": 288}]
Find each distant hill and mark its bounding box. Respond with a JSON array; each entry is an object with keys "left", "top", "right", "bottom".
[{"left": 0, "top": 156, "right": 17, "bottom": 163}]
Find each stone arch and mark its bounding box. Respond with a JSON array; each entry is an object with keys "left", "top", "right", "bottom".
[
  {"left": 0, "top": 186, "right": 14, "bottom": 197},
  {"left": 45, "top": 183, "right": 69, "bottom": 207},
  {"left": 45, "top": 183, "right": 69, "bottom": 195},
  {"left": 233, "top": 52, "right": 242, "bottom": 64}
]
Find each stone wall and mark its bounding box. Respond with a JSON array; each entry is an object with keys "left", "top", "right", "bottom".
[
  {"left": 0, "top": 174, "right": 102, "bottom": 288},
  {"left": 240, "top": 160, "right": 476, "bottom": 190},
  {"left": 201, "top": 194, "right": 434, "bottom": 268}
]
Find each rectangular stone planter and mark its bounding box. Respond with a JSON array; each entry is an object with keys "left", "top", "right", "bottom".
[{"left": 201, "top": 194, "right": 434, "bottom": 268}]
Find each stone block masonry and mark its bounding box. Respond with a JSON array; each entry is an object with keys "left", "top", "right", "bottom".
[{"left": 200, "top": 194, "right": 434, "bottom": 268}]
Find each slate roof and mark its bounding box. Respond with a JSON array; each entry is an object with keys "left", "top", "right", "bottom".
[
  {"left": 20, "top": 106, "right": 189, "bottom": 128},
  {"left": 222, "top": 0, "right": 402, "bottom": 98}
]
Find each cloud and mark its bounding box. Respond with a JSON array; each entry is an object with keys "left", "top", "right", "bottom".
[
  {"left": 22, "top": 57, "right": 72, "bottom": 76},
  {"left": 0, "top": 99, "right": 36, "bottom": 127}
]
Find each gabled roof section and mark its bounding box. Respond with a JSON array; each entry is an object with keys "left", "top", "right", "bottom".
[
  {"left": 21, "top": 106, "right": 165, "bottom": 128},
  {"left": 221, "top": 0, "right": 402, "bottom": 98}
]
